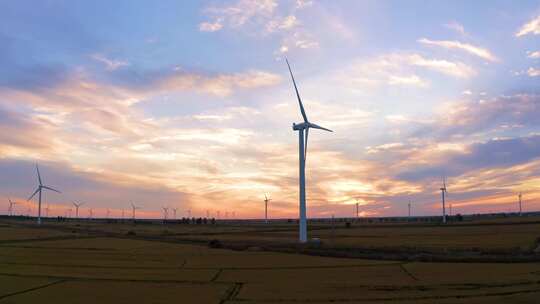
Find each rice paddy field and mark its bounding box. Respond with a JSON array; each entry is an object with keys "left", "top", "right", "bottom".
[{"left": 1, "top": 216, "right": 540, "bottom": 303}]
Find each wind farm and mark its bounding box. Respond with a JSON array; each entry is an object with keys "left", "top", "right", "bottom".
[{"left": 1, "top": 1, "right": 540, "bottom": 303}]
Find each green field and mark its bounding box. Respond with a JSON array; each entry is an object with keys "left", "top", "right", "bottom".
[{"left": 0, "top": 217, "right": 540, "bottom": 303}]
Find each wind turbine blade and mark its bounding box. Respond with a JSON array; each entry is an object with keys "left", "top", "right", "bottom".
[
  {"left": 42, "top": 186, "right": 61, "bottom": 193},
  {"left": 36, "top": 164, "right": 43, "bottom": 185},
  {"left": 264, "top": 194, "right": 268, "bottom": 201},
  {"left": 308, "top": 122, "right": 333, "bottom": 132},
  {"left": 28, "top": 187, "right": 40, "bottom": 201},
  {"left": 286, "top": 59, "right": 309, "bottom": 123}
]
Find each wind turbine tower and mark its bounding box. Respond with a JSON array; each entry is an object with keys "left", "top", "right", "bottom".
[
  {"left": 286, "top": 59, "right": 333, "bottom": 243},
  {"left": 356, "top": 199, "right": 360, "bottom": 220},
  {"left": 264, "top": 194, "right": 271, "bottom": 223},
  {"left": 28, "top": 164, "right": 61, "bottom": 225},
  {"left": 519, "top": 192, "right": 523, "bottom": 216},
  {"left": 408, "top": 201, "right": 411, "bottom": 219},
  {"left": 8, "top": 198, "right": 18, "bottom": 216},
  {"left": 73, "top": 202, "right": 84, "bottom": 219},
  {"left": 131, "top": 203, "right": 140, "bottom": 220},
  {"left": 162, "top": 207, "right": 169, "bottom": 221},
  {"left": 173, "top": 208, "right": 178, "bottom": 220},
  {"left": 440, "top": 177, "right": 448, "bottom": 224}
]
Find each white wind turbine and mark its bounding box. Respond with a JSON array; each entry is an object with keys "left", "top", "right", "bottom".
[
  {"left": 72, "top": 202, "right": 84, "bottom": 219},
  {"left": 8, "top": 198, "right": 19, "bottom": 216},
  {"left": 264, "top": 194, "right": 272, "bottom": 223},
  {"left": 440, "top": 177, "right": 448, "bottom": 224},
  {"left": 173, "top": 208, "right": 178, "bottom": 220},
  {"left": 28, "top": 164, "right": 61, "bottom": 225},
  {"left": 162, "top": 207, "right": 169, "bottom": 221},
  {"left": 518, "top": 192, "right": 523, "bottom": 216},
  {"left": 286, "top": 59, "right": 333, "bottom": 243},
  {"left": 131, "top": 203, "right": 140, "bottom": 220}
]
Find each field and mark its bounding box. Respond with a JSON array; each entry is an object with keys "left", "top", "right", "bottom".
[{"left": 0, "top": 217, "right": 540, "bottom": 303}]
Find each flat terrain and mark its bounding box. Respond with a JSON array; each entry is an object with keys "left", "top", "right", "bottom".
[{"left": 0, "top": 217, "right": 539, "bottom": 303}]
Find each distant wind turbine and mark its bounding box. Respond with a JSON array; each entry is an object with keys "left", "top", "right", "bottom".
[
  {"left": 88, "top": 208, "right": 93, "bottom": 219},
  {"left": 264, "top": 194, "right": 272, "bottom": 223},
  {"left": 286, "top": 59, "right": 333, "bottom": 243},
  {"left": 408, "top": 201, "right": 411, "bottom": 219},
  {"left": 72, "top": 202, "right": 84, "bottom": 218},
  {"left": 355, "top": 199, "right": 360, "bottom": 219},
  {"left": 28, "top": 164, "right": 61, "bottom": 225},
  {"left": 162, "top": 207, "right": 169, "bottom": 221},
  {"left": 173, "top": 208, "right": 178, "bottom": 220},
  {"left": 518, "top": 192, "right": 523, "bottom": 216},
  {"left": 440, "top": 177, "right": 448, "bottom": 224},
  {"left": 45, "top": 205, "right": 50, "bottom": 217},
  {"left": 8, "top": 198, "right": 19, "bottom": 216},
  {"left": 131, "top": 203, "right": 140, "bottom": 220}
]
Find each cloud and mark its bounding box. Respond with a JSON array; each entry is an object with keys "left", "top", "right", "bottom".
[
  {"left": 444, "top": 21, "right": 467, "bottom": 36},
  {"left": 397, "top": 135, "right": 540, "bottom": 181},
  {"left": 527, "top": 67, "right": 540, "bottom": 77},
  {"left": 199, "top": 20, "right": 224, "bottom": 32},
  {"left": 516, "top": 14, "right": 540, "bottom": 37},
  {"left": 527, "top": 51, "right": 540, "bottom": 59},
  {"left": 91, "top": 54, "right": 130, "bottom": 71},
  {"left": 338, "top": 53, "right": 475, "bottom": 91},
  {"left": 266, "top": 15, "right": 299, "bottom": 32},
  {"left": 418, "top": 38, "right": 498, "bottom": 62},
  {"left": 415, "top": 94, "right": 540, "bottom": 138},
  {"left": 408, "top": 54, "right": 476, "bottom": 78},
  {"left": 199, "top": 0, "right": 278, "bottom": 32}
]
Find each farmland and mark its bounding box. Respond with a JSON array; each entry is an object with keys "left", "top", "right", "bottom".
[{"left": 0, "top": 217, "right": 539, "bottom": 303}]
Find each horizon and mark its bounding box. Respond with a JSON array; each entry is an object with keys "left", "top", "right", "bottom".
[{"left": 1, "top": 0, "right": 540, "bottom": 219}]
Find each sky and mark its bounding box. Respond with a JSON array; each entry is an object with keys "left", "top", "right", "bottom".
[{"left": 1, "top": 0, "right": 540, "bottom": 219}]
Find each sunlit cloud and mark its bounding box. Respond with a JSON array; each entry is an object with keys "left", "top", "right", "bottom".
[
  {"left": 91, "top": 54, "right": 130, "bottom": 71},
  {"left": 527, "top": 67, "right": 540, "bottom": 77},
  {"left": 527, "top": 51, "right": 540, "bottom": 59},
  {"left": 418, "top": 38, "right": 498, "bottom": 62},
  {"left": 516, "top": 14, "right": 540, "bottom": 37}
]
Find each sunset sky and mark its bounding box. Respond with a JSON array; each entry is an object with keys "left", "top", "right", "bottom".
[{"left": 1, "top": 0, "right": 539, "bottom": 219}]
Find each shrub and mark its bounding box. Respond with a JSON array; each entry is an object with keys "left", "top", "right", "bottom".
[{"left": 208, "top": 239, "right": 222, "bottom": 248}]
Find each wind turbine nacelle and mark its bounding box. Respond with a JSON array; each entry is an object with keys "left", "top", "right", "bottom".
[{"left": 293, "top": 122, "right": 309, "bottom": 130}]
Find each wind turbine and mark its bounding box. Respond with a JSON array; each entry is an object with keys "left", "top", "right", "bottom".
[
  {"left": 173, "top": 208, "right": 178, "bottom": 220},
  {"left": 162, "top": 207, "right": 169, "bottom": 221},
  {"left": 440, "top": 177, "right": 448, "bottom": 224},
  {"left": 28, "top": 164, "right": 61, "bottom": 225},
  {"left": 72, "top": 202, "right": 84, "bottom": 218},
  {"left": 131, "top": 203, "right": 140, "bottom": 220},
  {"left": 264, "top": 194, "right": 272, "bottom": 223},
  {"left": 8, "top": 198, "right": 19, "bottom": 216},
  {"left": 286, "top": 59, "right": 333, "bottom": 243},
  {"left": 45, "top": 205, "right": 50, "bottom": 217},
  {"left": 408, "top": 201, "right": 411, "bottom": 219},
  {"left": 518, "top": 192, "right": 523, "bottom": 216},
  {"left": 449, "top": 203, "right": 453, "bottom": 216},
  {"left": 88, "top": 208, "right": 93, "bottom": 219},
  {"left": 355, "top": 199, "right": 360, "bottom": 220}
]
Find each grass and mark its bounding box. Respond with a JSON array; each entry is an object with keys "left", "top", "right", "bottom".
[{"left": 0, "top": 217, "right": 539, "bottom": 303}]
